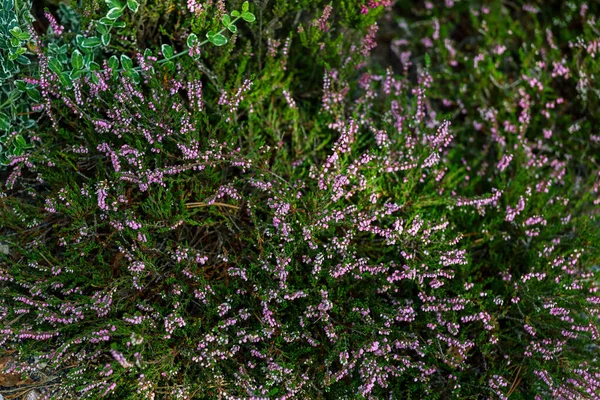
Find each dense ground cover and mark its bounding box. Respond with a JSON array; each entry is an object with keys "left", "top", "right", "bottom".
[{"left": 1, "top": 0, "right": 599, "bottom": 399}]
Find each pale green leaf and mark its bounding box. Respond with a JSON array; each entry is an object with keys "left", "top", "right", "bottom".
[
  {"left": 106, "top": 7, "right": 123, "bottom": 20},
  {"left": 71, "top": 49, "right": 84, "bottom": 70},
  {"left": 208, "top": 33, "right": 227, "bottom": 46},
  {"left": 241, "top": 11, "right": 255, "bottom": 23},
  {"left": 127, "top": 0, "right": 139, "bottom": 13}
]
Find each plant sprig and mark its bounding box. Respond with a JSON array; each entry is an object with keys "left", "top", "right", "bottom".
[{"left": 77, "top": 2, "right": 255, "bottom": 82}]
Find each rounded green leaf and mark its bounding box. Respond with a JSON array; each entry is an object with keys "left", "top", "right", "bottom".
[
  {"left": 127, "top": 0, "right": 139, "bottom": 13},
  {"left": 16, "top": 54, "right": 30, "bottom": 65},
  {"left": 26, "top": 88, "right": 41, "bottom": 102},
  {"left": 9, "top": 26, "right": 22, "bottom": 37},
  {"left": 10, "top": 27, "right": 30, "bottom": 41},
  {"left": 71, "top": 50, "right": 84, "bottom": 70},
  {"left": 106, "top": 7, "right": 123, "bottom": 20},
  {"left": 59, "top": 71, "right": 73, "bottom": 88},
  {"left": 186, "top": 33, "right": 198, "bottom": 48},
  {"left": 120, "top": 54, "right": 133, "bottom": 70},
  {"left": 101, "top": 33, "right": 111, "bottom": 46},
  {"left": 81, "top": 37, "right": 101, "bottom": 48},
  {"left": 207, "top": 33, "right": 227, "bottom": 46},
  {"left": 242, "top": 1, "right": 249, "bottom": 12},
  {"left": 161, "top": 44, "right": 174, "bottom": 59},
  {"left": 3, "top": 59, "right": 15, "bottom": 72},
  {"left": 108, "top": 55, "right": 119, "bottom": 71},
  {"left": 241, "top": 11, "right": 255, "bottom": 23},
  {"left": 231, "top": 10, "right": 240, "bottom": 17},
  {"left": 48, "top": 57, "right": 63, "bottom": 74},
  {"left": 96, "top": 23, "right": 109, "bottom": 35},
  {"left": 14, "top": 80, "right": 26, "bottom": 91}
]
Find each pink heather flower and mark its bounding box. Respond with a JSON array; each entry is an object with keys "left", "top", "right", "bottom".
[
  {"left": 110, "top": 349, "right": 133, "bottom": 368},
  {"left": 96, "top": 182, "right": 110, "bottom": 212},
  {"left": 360, "top": 24, "right": 379, "bottom": 57},
  {"left": 218, "top": 79, "right": 253, "bottom": 122},
  {"left": 505, "top": 196, "right": 526, "bottom": 222},
  {"left": 267, "top": 38, "right": 280, "bottom": 58},
  {"left": 497, "top": 153, "right": 513, "bottom": 172},
  {"left": 524, "top": 324, "right": 537, "bottom": 336},
  {"left": 283, "top": 89, "right": 297, "bottom": 109},
  {"left": 186, "top": 80, "right": 203, "bottom": 111},
  {"left": 44, "top": 10, "right": 64, "bottom": 36},
  {"left": 494, "top": 44, "right": 507, "bottom": 55},
  {"left": 187, "top": 0, "right": 203, "bottom": 16},
  {"left": 551, "top": 60, "right": 570, "bottom": 79},
  {"left": 432, "top": 18, "right": 440, "bottom": 40},
  {"left": 314, "top": 5, "right": 333, "bottom": 32}
]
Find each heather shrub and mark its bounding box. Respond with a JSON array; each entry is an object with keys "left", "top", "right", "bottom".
[{"left": 0, "top": 1, "right": 599, "bottom": 400}]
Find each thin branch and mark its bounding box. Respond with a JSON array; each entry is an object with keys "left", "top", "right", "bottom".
[{"left": 185, "top": 202, "right": 240, "bottom": 210}]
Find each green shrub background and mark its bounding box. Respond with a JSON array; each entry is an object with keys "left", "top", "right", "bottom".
[{"left": 1, "top": 0, "right": 599, "bottom": 399}]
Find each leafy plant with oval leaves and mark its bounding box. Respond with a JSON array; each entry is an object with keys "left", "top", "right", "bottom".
[{"left": 0, "top": 0, "right": 37, "bottom": 168}]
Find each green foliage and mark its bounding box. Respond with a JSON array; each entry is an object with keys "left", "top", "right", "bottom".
[
  {"left": 0, "top": 1, "right": 599, "bottom": 399},
  {"left": 0, "top": 0, "right": 35, "bottom": 167}
]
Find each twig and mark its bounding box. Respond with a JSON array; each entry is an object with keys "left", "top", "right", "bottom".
[
  {"left": 0, "top": 380, "right": 61, "bottom": 395},
  {"left": 4, "top": 313, "right": 25, "bottom": 327},
  {"left": 185, "top": 202, "right": 240, "bottom": 210},
  {"left": 507, "top": 365, "right": 522, "bottom": 397},
  {"left": 37, "top": 250, "right": 56, "bottom": 269}
]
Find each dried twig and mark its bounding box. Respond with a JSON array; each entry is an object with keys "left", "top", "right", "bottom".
[
  {"left": 507, "top": 365, "right": 522, "bottom": 397},
  {"left": 185, "top": 202, "right": 240, "bottom": 210}
]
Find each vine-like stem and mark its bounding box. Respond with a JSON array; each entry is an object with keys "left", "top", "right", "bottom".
[{"left": 128, "top": 16, "right": 242, "bottom": 73}]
